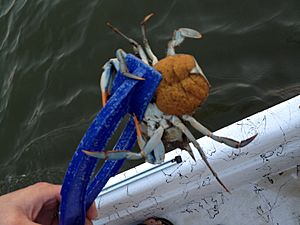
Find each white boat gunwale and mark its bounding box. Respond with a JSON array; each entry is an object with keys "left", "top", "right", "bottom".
[{"left": 93, "top": 95, "right": 300, "bottom": 225}]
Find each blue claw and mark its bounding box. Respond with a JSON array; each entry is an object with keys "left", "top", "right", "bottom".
[{"left": 59, "top": 54, "right": 162, "bottom": 225}]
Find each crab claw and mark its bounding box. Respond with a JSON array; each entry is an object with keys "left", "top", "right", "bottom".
[
  {"left": 100, "top": 59, "right": 120, "bottom": 106},
  {"left": 167, "top": 28, "right": 202, "bottom": 55},
  {"left": 149, "top": 140, "right": 165, "bottom": 164},
  {"left": 116, "top": 49, "right": 146, "bottom": 80},
  {"left": 177, "top": 28, "right": 202, "bottom": 39}
]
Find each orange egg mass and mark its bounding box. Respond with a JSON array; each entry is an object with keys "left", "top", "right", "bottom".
[{"left": 154, "top": 54, "right": 210, "bottom": 115}]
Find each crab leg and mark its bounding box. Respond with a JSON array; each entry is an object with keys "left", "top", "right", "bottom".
[
  {"left": 140, "top": 13, "right": 158, "bottom": 65},
  {"left": 83, "top": 114, "right": 165, "bottom": 163},
  {"left": 82, "top": 132, "right": 164, "bottom": 162},
  {"left": 81, "top": 115, "right": 145, "bottom": 161},
  {"left": 100, "top": 50, "right": 145, "bottom": 106},
  {"left": 170, "top": 115, "right": 230, "bottom": 192},
  {"left": 100, "top": 58, "right": 119, "bottom": 106},
  {"left": 133, "top": 113, "right": 146, "bottom": 150},
  {"left": 182, "top": 115, "right": 257, "bottom": 148},
  {"left": 82, "top": 149, "right": 143, "bottom": 160},
  {"left": 107, "top": 22, "right": 149, "bottom": 64},
  {"left": 116, "top": 49, "right": 145, "bottom": 81},
  {"left": 167, "top": 28, "right": 202, "bottom": 56}
]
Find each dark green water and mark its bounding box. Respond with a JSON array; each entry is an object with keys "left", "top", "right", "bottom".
[{"left": 0, "top": 0, "right": 299, "bottom": 194}]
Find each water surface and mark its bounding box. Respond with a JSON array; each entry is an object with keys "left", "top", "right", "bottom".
[{"left": 0, "top": 0, "right": 299, "bottom": 194}]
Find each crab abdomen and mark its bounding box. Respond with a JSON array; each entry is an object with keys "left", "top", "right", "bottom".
[{"left": 154, "top": 54, "right": 210, "bottom": 115}]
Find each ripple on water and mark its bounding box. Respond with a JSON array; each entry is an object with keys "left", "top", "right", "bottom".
[{"left": 0, "top": 0, "right": 299, "bottom": 193}]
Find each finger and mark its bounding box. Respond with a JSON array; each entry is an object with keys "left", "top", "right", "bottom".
[{"left": 86, "top": 202, "right": 97, "bottom": 220}]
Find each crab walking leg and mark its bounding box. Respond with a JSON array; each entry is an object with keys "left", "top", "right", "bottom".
[
  {"left": 107, "top": 22, "right": 149, "bottom": 64},
  {"left": 100, "top": 58, "right": 120, "bottom": 106},
  {"left": 133, "top": 113, "right": 146, "bottom": 150},
  {"left": 83, "top": 115, "right": 165, "bottom": 162},
  {"left": 100, "top": 51, "right": 146, "bottom": 106},
  {"left": 82, "top": 127, "right": 164, "bottom": 162},
  {"left": 167, "top": 28, "right": 202, "bottom": 56},
  {"left": 82, "top": 150, "right": 143, "bottom": 160},
  {"left": 170, "top": 116, "right": 230, "bottom": 192},
  {"left": 116, "top": 49, "right": 146, "bottom": 81},
  {"left": 182, "top": 115, "right": 257, "bottom": 148},
  {"left": 140, "top": 13, "right": 158, "bottom": 65}
]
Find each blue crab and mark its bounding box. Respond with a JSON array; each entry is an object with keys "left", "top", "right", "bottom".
[{"left": 83, "top": 14, "right": 257, "bottom": 192}]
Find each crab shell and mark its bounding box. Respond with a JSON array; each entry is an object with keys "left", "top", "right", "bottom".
[{"left": 154, "top": 54, "right": 210, "bottom": 116}]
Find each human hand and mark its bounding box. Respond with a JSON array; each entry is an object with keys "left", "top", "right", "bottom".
[{"left": 0, "top": 182, "right": 97, "bottom": 225}]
